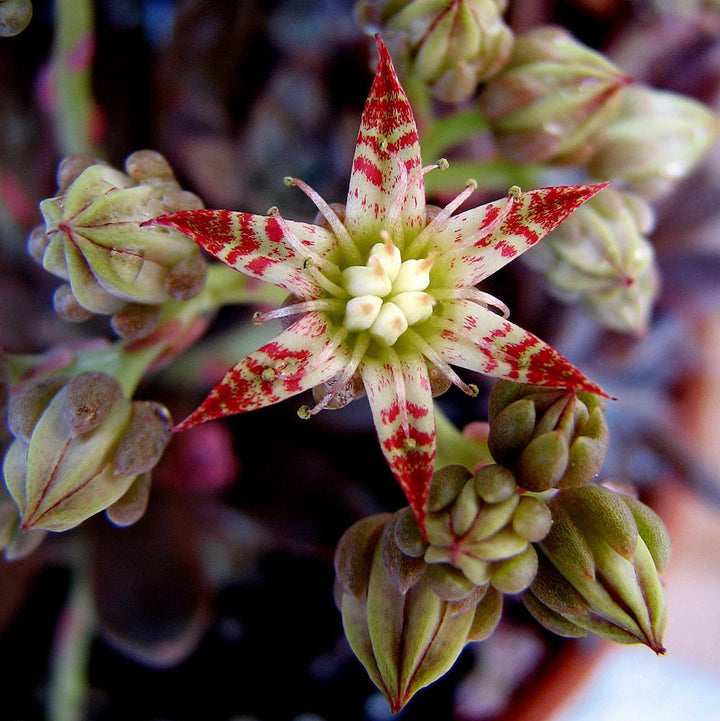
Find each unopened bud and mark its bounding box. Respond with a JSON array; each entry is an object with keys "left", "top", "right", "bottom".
[
  {"left": 488, "top": 381, "right": 609, "bottom": 491},
  {"left": 335, "top": 514, "right": 499, "bottom": 712},
  {"left": 62, "top": 372, "right": 123, "bottom": 436},
  {"left": 53, "top": 283, "right": 96, "bottom": 323},
  {"left": 105, "top": 472, "right": 152, "bottom": 528},
  {"left": 335, "top": 513, "right": 392, "bottom": 599},
  {"left": 524, "top": 187, "right": 659, "bottom": 334},
  {"left": 7, "top": 376, "right": 68, "bottom": 442},
  {"left": 356, "top": 0, "right": 514, "bottom": 102},
  {"left": 33, "top": 152, "right": 207, "bottom": 331},
  {"left": 110, "top": 303, "right": 162, "bottom": 340},
  {"left": 479, "top": 25, "right": 630, "bottom": 163},
  {"left": 527, "top": 485, "right": 669, "bottom": 652},
  {"left": 114, "top": 401, "right": 172, "bottom": 475},
  {"left": 588, "top": 84, "right": 720, "bottom": 199},
  {"left": 423, "top": 464, "right": 546, "bottom": 593},
  {"left": 2, "top": 372, "right": 167, "bottom": 533}
]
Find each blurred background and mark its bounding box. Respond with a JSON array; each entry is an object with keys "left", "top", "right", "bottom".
[{"left": 1, "top": 0, "right": 720, "bottom": 719}]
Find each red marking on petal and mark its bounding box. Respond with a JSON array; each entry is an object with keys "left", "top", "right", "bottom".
[
  {"left": 173, "top": 313, "right": 352, "bottom": 431},
  {"left": 428, "top": 300, "right": 610, "bottom": 398},
  {"left": 361, "top": 354, "right": 436, "bottom": 535},
  {"left": 352, "top": 155, "right": 383, "bottom": 188}
]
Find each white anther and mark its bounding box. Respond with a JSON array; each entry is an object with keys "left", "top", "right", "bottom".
[
  {"left": 392, "top": 255, "right": 434, "bottom": 294},
  {"left": 369, "top": 302, "right": 408, "bottom": 347},
  {"left": 369, "top": 235, "right": 402, "bottom": 281},
  {"left": 341, "top": 260, "right": 392, "bottom": 297},
  {"left": 391, "top": 291, "right": 435, "bottom": 326},
  {"left": 343, "top": 295, "right": 383, "bottom": 332}
]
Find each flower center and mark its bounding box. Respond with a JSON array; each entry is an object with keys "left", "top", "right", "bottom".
[{"left": 340, "top": 232, "right": 435, "bottom": 346}]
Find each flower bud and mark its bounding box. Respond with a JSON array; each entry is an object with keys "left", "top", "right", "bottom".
[
  {"left": 335, "top": 512, "right": 502, "bottom": 711},
  {"left": 479, "top": 25, "right": 630, "bottom": 163},
  {"left": 488, "top": 381, "right": 608, "bottom": 491},
  {"left": 2, "top": 372, "right": 171, "bottom": 533},
  {"left": 32, "top": 151, "right": 207, "bottom": 338},
  {"left": 422, "top": 464, "right": 550, "bottom": 593},
  {"left": 356, "top": 0, "right": 514, "bottom": 102},
  {"left": 523, "top": 187, "right": 659, "bottom": 334},
  {"left": 524, "top": 485, "right": 669, "bottom": 652},
  {"left": 588, "top": 84, "right": 720, "bottom": 199}
]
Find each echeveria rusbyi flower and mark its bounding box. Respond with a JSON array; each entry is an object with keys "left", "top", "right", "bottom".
[{"left": 153, "top": 36, "right": 607, "bottom": 534}]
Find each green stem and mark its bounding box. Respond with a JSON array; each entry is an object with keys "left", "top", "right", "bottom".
[
  {"left": 5, "top": 263, "right": 285, "bottom": 397},
  {"left": 424, "top": 158, "right": 546, "bottom": 196},
  {"left": 201, "top": 262, "right": 286, "bottom": 308},
  {"left": 434, "top": 402, "right": 492, "bottom": 471},
  {"left": 47, "top": 566, "right": 95, "bottom": 721},
  {"left": 420, "top": 107, "right": 490, "bottom": 162},
  {"left": 53, "top": 0, "right": 97, "bottom": 155}
]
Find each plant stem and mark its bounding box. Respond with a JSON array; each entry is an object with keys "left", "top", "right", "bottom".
[
  {"left": 424, "top": 158, "right": 546, "bottom": 196},
  {"left": 47, "top": 566, "right": 95, "bottom": 721},
  {"left": 421, "top": 107, "right": 490, "bottom": 162},
  {"left": 53, "top": 0, "right": 97, "bottom": 155}
]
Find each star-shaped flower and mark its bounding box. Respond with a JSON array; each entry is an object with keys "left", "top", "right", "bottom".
[{"left": 153, "top": 36, "right": 607, "bottom": 535}]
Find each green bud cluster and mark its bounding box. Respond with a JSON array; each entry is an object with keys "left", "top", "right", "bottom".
[
  {"left": 523, "top": 186, "right": 659, "bottom": 335},
  {"left": 402, "top": 464, "right": 552, "bottom": 594},
  {"left": 523, "top": 485, "right": 670, "bottom": 653},
  {"left": 487, "top": 381, "right": 609, "bottom": 492},
  {"left": 28, "top": 150, "right": 207, "bottom": 339},
  {"left": 355, "top": 0, "right": 514, "bottom": 102},
  {"left": 479, "top": 26, "right": 629, "bottom": 164},
  {"left": 588, "top": 84, "right": 720, "bottom": 199},
  {"left": 2, "top": 371, "right": 171, "bottom": 543},
  {"left": 334, "top": 511, "right": 503, "bottom": 712}
]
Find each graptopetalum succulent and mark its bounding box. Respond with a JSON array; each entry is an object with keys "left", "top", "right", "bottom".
[{"left": 153, "top": 36, "right": 608, "bottom": 536}]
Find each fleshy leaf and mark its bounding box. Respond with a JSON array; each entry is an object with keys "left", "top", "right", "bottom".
[
  {"left": 427, "top": 299, "right": 608, "bottom": 397},
  {"left": 174, "top": 312, "right": 351, "bottom": 431},
  {"left": 361, "top": 352, "right": 436, "bottom": 533},
  {"left": 152, "top": 210, "right": 337, "bottom": 300},
  {"left": 345, "top": 35, "right": 425, "bottom": 251}
]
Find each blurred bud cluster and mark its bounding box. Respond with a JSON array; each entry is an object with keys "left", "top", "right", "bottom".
[
  {"left": 334, "top": 381, "right": 670, "bottom": 710},
  {"left": 28, "top": 150, "right": 207, "bottom": 340},
  {"left": 2, "top": 370, "right": 171, "bottom": 557},
  {"left": 355, "top": 0, "right": 514, "bottom": 102}
]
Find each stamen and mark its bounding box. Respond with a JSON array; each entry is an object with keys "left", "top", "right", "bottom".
[
  {"left": 406, "top": 179, "right": 478, "bottom": 257},
  {"left": 404, "top": 329, "right": 479, "bottom": 397},
  {"left": 432, "top": 288, "right": 510, "bottom": 318},
  {"left": 454, "top": 185, "right": 520, "bottom": 253},
  {"left": 268, "top": 206, "right": 341, "bottom": 279},
  {"left": 284, "top": 176, "right": 361, "bottom": 265},
  {"left": 385, "top": 159, "right": 449, "bottom": 246},
  {"left": 252, "top": 298, "right": 345, "bottom": 325},
  {"left": 306, "top": 333, "right": 370, "bottom": 415}
]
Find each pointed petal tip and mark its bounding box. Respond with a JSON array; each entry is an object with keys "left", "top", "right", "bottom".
[
  {"left": 373, "top": 32, "right": 391, "bottom": 65},
  {"left": 171, "top": 411, "right": 207, "bottom": 434}
]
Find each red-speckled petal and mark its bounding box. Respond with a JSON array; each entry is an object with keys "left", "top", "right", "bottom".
[
  {"left": 428, "top": 299, "right": 609, "bottom": 397},
  {"left": 434, "top": 184, "right": 608, "bottom": 287},
  {"left": 174, "top": 312, "right": 351, "bottom": 431},
  {"left": 152, "top": 210, "right": 337, "bottom": 300},
  {"left": 346, "top": 36, "right": 425, "bottom": 251},
  {"left": 361, "top": 353, "right": 436, "bottom": 534}
]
